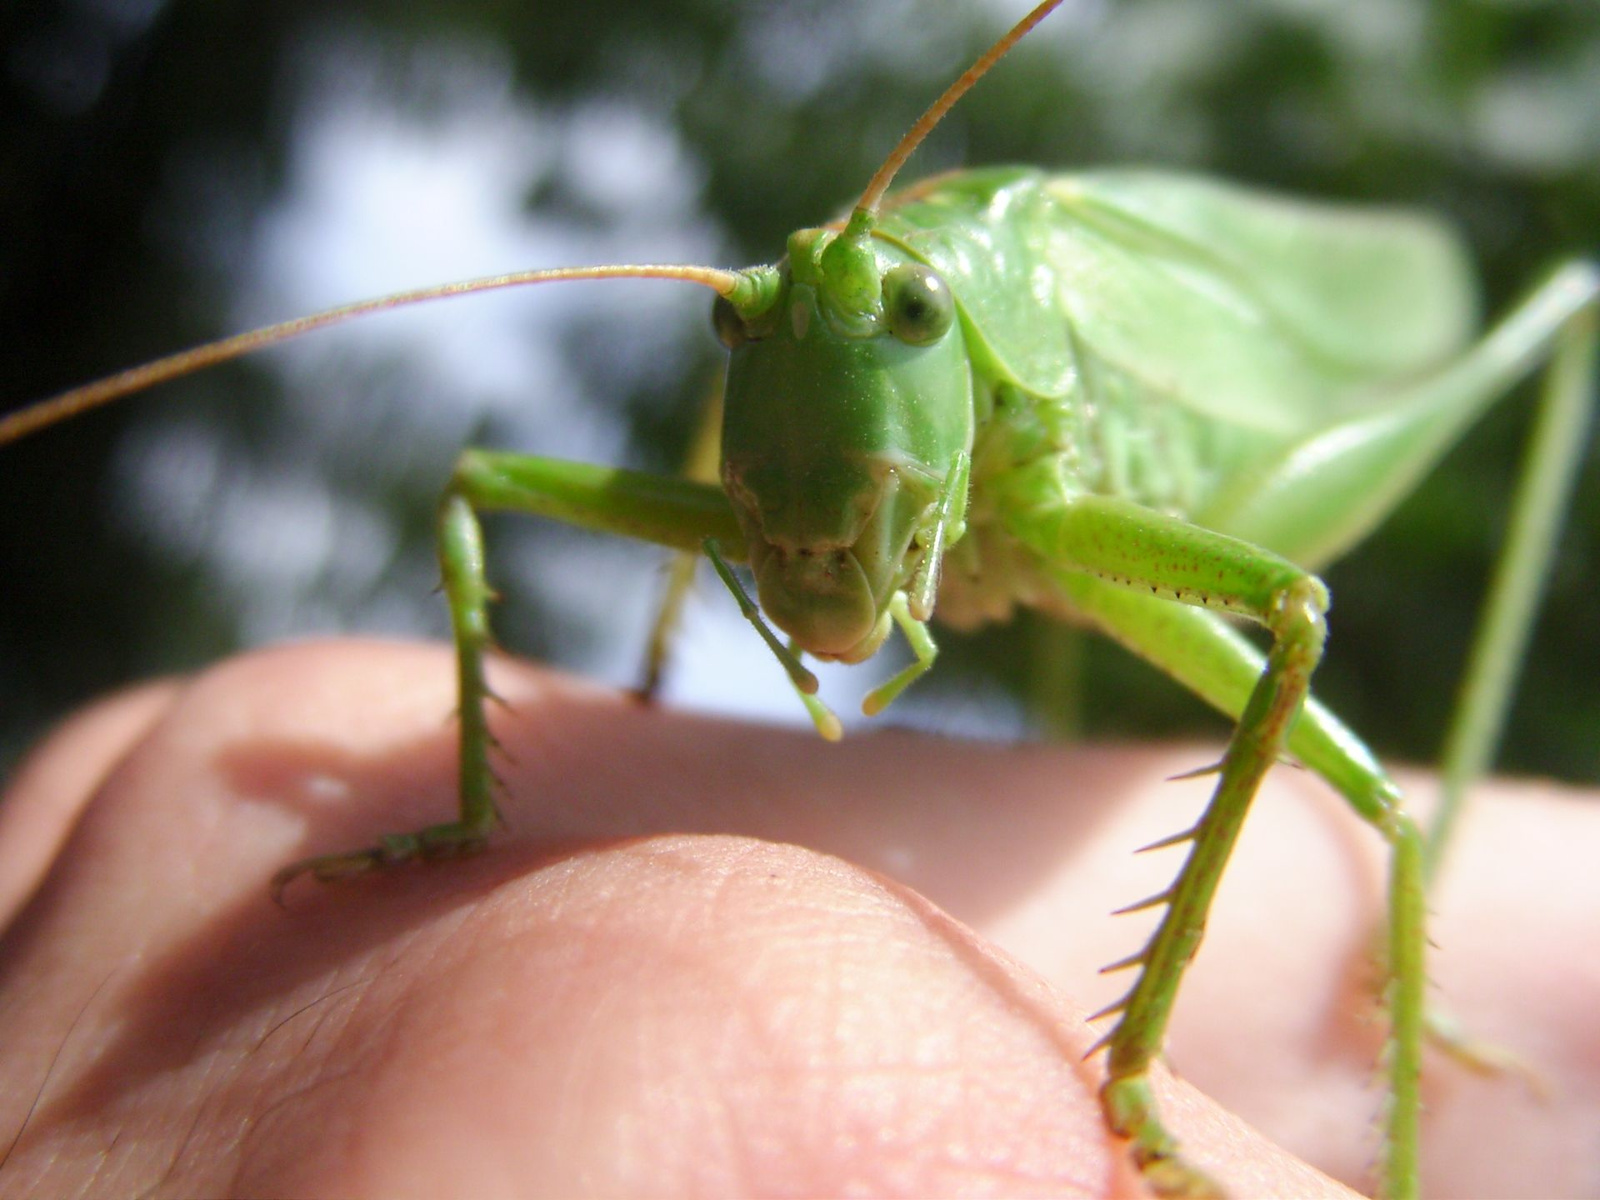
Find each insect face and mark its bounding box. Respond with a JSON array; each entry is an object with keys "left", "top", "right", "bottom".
[{"left": 717, "top": 229, "right": 972, "bottom": 661}]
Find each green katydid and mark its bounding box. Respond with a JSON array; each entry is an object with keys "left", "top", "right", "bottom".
[{"left": 2, "top": 1, "right": 1597, "bottom": 1195}]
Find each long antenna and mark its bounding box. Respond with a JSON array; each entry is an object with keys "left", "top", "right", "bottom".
[
  {"left": 854, "top": 0, "right": 1064, "bottom": 218},
  {"left": 0, "top": 263, "right": 744, "bottom": 445}
]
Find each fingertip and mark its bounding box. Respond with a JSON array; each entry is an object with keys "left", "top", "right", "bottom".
[
  {"left": 240, "top": 834, "right": 1351, "bottom": 1198},
  {"left": 240, "top": 834, "right": 1123, "bottom": 1197}
]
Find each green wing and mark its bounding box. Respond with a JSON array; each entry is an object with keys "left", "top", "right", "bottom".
[
  {"left": 1050, "top": 169, "right": 1477, "bottom": 391},
  {"left": 880, "top": 168, "right": 1478, "bottom": 438}
]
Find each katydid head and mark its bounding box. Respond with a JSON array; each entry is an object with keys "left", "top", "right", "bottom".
[
  {"left": 698, "top": 0, "right": 1063, "bottom": 669},
  {"left": 714, "top": 223, "right": 972, "bottom": 662}
]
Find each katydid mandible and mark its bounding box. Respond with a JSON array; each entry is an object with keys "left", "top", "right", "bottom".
[{"left": 3, "top": 1, "right": 1596, "bottom": 1196}]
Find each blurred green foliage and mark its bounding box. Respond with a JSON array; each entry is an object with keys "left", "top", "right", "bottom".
[{"left": 2, "top": 0, "right": 1597, "bottom": 784}]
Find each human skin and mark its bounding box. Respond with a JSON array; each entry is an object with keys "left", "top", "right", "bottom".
[{"left": 0, "top": 639, "right": 1596, "bottom": 1198}]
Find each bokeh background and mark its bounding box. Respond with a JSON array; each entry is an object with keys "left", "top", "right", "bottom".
[{"left": 2, "top": 0, "right": 1597, "bottom": 790}]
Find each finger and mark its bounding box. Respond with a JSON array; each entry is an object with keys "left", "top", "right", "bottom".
[
  {"left": 18, "top": 641, "right": 1595, "bottom": 1195},
  {"left": 1411, "top": 777, "right": 1600, "bottom": 1196},
  {"left": 0, "top": 640, "right": 1346, "bottom": 1198},
  {"left": 0, "top": 679, "right": 180, "bottom": 927},
  {"left": 240, "top": 833, "right": 1356, "bottom": 1198},
  {"left": 240, "top": 835, "right": 1130, "bottom": 1197}
]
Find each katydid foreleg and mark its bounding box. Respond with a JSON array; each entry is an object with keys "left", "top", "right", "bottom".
[
  {"left": 268, "top": 490, "right": 504, "bottom": 897},
  {"left": 271, "top": 450, "right": 743, "bottom": 892}
]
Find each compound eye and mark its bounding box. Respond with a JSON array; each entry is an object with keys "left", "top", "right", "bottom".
[
  {"left": 882, "top": 263, "right": 953, "bottom": 346},
  {"left": 712, "top": 295, "right": 747, "bottom": 349}
]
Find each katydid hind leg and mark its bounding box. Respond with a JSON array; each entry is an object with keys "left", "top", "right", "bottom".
[
  {"left": 1192, "top": 261, "right": 1600, "bottom": 575},
  {"left": 1430, "top": 278, "right": 1598, "bottom": 882},
  {"left": 1168, "top": 262, "right": 1599, "bottom": 879}
]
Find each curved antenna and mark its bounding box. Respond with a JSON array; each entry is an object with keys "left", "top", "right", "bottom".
[
  {"left": 854, "top": 0, "right": 1064, "bottom": 218},
  {"left": 0, "top": 263, "right": 744, "bottom": 445}
]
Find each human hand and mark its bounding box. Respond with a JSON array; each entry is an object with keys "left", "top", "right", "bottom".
[{"left": 1, "top": 640, "right": 1595, "bottom": 1197}]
